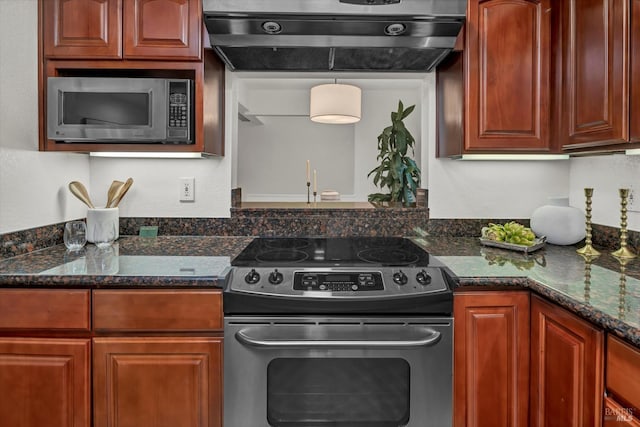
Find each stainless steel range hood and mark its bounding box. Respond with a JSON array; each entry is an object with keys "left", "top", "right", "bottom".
[{"left": 203, "top": 0, "right": 466, "bottom": 72}]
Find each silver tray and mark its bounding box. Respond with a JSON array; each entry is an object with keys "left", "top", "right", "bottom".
[{"left": 479, "top": 236, "right": 546, "bottom": 254}]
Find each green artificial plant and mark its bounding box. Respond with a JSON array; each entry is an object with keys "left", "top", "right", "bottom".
[{"left": 368, "top": 100, "right": 421, "bottom": 206}]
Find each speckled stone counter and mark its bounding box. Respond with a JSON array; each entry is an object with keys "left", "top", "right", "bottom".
[
  {"left": 0, "top": 236, "right": 254, "bottom": 288},
  {"left": 413, "top": 236, "right": 640, "bottom": 347},
  {"left": 1, "top": 233, "right": 638, "bottom": 347}
]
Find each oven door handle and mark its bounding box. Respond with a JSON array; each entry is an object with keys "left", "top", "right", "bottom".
[{"left": 235, "top": 326, "right": 442, "bottom": 349}]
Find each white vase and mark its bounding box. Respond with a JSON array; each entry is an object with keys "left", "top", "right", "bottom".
[{"left": 530, "top": 197, "right": 585, "bottom": 245}]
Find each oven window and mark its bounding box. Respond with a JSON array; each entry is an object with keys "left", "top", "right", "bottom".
[
  {"left": 62, "top": 92, "right": 150, "bottom": 126},
  {"left": 267, "top": 358, "right": 410, "bottom": 427}
]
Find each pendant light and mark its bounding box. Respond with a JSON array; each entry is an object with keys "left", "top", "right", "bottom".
[{"left": 309, "top": 80, "right": 361, "bottom": 124}]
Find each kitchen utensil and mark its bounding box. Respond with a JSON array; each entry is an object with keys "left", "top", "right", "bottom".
[
  {"left": 68, "top": 181, "right": 95, "bottom": 208},
  {"left": 106, "top": 180, "right": 124, "bottom": 208},
  {"left": 63, "top": 221, "right": 87, "bottom": 251},
  {"left": 111, "top": 177, "right": 133, "bottom": 208}
]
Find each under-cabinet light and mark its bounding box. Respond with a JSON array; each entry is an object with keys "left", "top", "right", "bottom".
[
  {"left": 89, "top": 152, "right": 208, "bottom": 159},
  {"left": 625, "top": 149, "right": 640, "bottom": 156},
  {"left": 454, "top": 154, "right": 570, "bottom": 161}
]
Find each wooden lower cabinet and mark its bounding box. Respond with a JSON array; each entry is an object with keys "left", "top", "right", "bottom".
[
  {"left": 454, "top": 291, "right": 530, "bottom": 427},
  {"left": 605, "top": 335, "right": 640, "bottom": 426},
  {"left": 604, "top": 396, "right": 640, "bottom": 427},
  {"left": 93, "top": 337, "right": 223, "bottom": 427},
  {"left": 530, "top": 294, "right": 604, "bottom": 427},
  {"left": 0, "top": 338, "right": 91, "bottom": 427}
]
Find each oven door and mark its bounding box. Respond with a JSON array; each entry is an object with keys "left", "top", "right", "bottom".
[{"left": 224, "top": 316, "right": 452, "bottom": 427}]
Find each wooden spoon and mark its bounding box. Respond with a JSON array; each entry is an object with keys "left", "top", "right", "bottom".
[
  {"left": 111, "top": 177, "right": 133, "bottom": 208},
  {"left": 68, "top": 181, "right": 95, "bottom": 209},
  {"left": 106, "top": 180, "right": 124, "bottom": 208}
]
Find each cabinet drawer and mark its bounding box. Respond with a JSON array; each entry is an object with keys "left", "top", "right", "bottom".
[
  {"left": 607, "top": 335, "right": 640, "bottom": 412},
  {"left": 93, "top": 290, "right": 222, "bottom": 332},
  {"left": 0, "top": 289, "right": 90, "bottom": 330}
]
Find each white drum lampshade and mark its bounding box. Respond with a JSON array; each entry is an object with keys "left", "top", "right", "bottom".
[{"left": 310, "top": 83, "right": 361, "bottom": 124}]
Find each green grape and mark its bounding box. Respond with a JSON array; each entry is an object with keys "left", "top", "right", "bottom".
[{"left": 483, "top": 221, "right": 536, "bottom": 246}]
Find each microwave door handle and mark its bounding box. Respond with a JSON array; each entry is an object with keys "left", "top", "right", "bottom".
[{"left": 235, "top": 327, "right": 441, "bottom": 349}]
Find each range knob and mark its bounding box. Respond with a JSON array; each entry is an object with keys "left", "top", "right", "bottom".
[
  {"left": 244, "top": 269, "right": 260, "bottom": 284},
  {"left": 416, "top": 269, "right": 432, "bottom": 286},
  {"left": 393, "top": 270, "right": 408, "bottom": 285},
  {"left": 268, "top": 269, "right": 284, "bottom": 285}
]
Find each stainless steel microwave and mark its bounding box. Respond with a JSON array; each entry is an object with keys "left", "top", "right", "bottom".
[{"left": 47, "top": 77, "right": 194, "bottom": 144}]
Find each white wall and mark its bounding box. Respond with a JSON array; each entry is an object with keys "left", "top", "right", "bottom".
[
  {"left": 569, "top": 154, "right": 640, "bottom": 231},
  {"left": 0, "top": 0, "right": 90, "bottom": 234},
  {"left": 423, "top": 73, "right": 571, "bottom": 219},
  {"left": 238, "top": 117, "right": 355, "bottom": 199},
  {"left": 235, "top": 76, "right": 423, "bottom": 201}
]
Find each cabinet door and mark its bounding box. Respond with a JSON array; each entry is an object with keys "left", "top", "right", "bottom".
[
  {"left": 93, "top": 337, "right": 222, "bottom": 427},
  {"left": 42, "top": 0, "right": 122, "bottom": 59},
  {"left": 0, "top": 338, "right": 90, "bottom": 427},
  {"left": 454, "top": 291, "right": 530, "bottom": 427},
  {"left": 530, "top": 295, "right": 604, "bottom": 427},
  {"left": 560, "top": 0, "right": 628, "bottom": 149},
  {"left": 123, "top": 0, "right": 201, "bottom": 60},
  {"left": 466, "top": 0, "right": 550, "bottom": 151}
]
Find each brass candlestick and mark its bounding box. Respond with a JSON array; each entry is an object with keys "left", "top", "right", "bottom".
[
  {"left": 612, "top": 188, "right": 636, "bottom": 259},
  {"left": 583, "top": 260, "right": 592, "bottom": 305},
  {"left": 616, "top": 256, "right": 632, "bottom": 320},
  {"left": 579, "top": 253, "right": 598, "bottom": 305},
  {"left": 306, "top": 181, "right": 311, "bottom": 205},
  {"left": 313, "top": 191, "right": 317, "bottom": 205},
  {"left": 576, "top": 188, "right": 600, "bottom": 257}
]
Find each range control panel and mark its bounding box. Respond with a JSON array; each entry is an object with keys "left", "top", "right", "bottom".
[{"left": 293, "top": 272, "right": 384, "bottom": 292}]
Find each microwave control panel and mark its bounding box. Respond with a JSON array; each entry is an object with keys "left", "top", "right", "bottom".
[{"left": 167, "top": 80, "right": 192, "bottom": 143}]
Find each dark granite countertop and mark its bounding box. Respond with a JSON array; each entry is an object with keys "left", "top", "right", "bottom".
[
  {"left": 413, "top": 236, "right": 640, "bottom": 347},
  {"left": 0, "top": 234, "right": 637, "bottom": 347},
  {"left": 0, "top": 236, "right": 254, "bottom": 288}
]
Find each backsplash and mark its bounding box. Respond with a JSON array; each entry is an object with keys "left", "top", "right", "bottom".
[
  {"left": 1, "top": 222, "right": 66, "bottom": 259},
  {"left": 3, "top": 214, "right": 638, "bottom": 260},
  {"left": 1, "top": 207, "right": 430, "bottom": 258}
]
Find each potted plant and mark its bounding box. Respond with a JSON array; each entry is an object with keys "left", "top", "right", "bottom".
[{"left": 368, "top": 100, "right": 421, "bottom": 207}]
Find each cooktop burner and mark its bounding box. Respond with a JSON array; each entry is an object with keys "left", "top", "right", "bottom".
[
  {"left": 263, "top": 238, "right": 311, "bottom": 250},
  {"left": 256, "top": 249, "right": 309, "bottom": 263},
  {"left": 357, "top": 248, "right": 420, "bottom": 265},
  {"left": 232, "top": 237, "right": 430, "bottom": 267}
]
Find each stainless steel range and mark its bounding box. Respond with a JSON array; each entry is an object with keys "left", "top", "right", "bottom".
[{"left": 223, "top": 237, "right": 455, "bottom": 427}]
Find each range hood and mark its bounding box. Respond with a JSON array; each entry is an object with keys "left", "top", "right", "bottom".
[{"left": 203, "top": 0, "right": 466, "bottom": 72}]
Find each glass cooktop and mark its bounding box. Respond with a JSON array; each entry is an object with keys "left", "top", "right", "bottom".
[{"left": 231, "top": 237, "right": 431, "bottom": 268}]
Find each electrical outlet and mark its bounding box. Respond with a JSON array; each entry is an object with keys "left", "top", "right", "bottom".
[
  {"left": 180, "top": 177, "right": 195, "bottom": 202},
  {"left": 629, "top": 186, "right": 639, "bottom": 212}
]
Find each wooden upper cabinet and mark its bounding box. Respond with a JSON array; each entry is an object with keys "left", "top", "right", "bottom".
[
  {"left": 437, "top": 0, "right": 552, "bottom": 156},
  {"left": 530, "top": 295, "right": 604, "bottom": 427},
  {"left": 558, "top": 0, "right": 629, "bottom": 149},
  {"left": 123, "top": 0, "right": 202, "bottom": 60},
  {"left": 454, "top": 291, "right": 530, "bottom": 427},
  {"left": 43, "top": 0, "right": 122, "bottom": 59},
  {"left": 42, "top": 0, "right": 201, "bottom": 60},
  {"left": 466, "top": 0, "right": 550, "bottom": 151}
]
